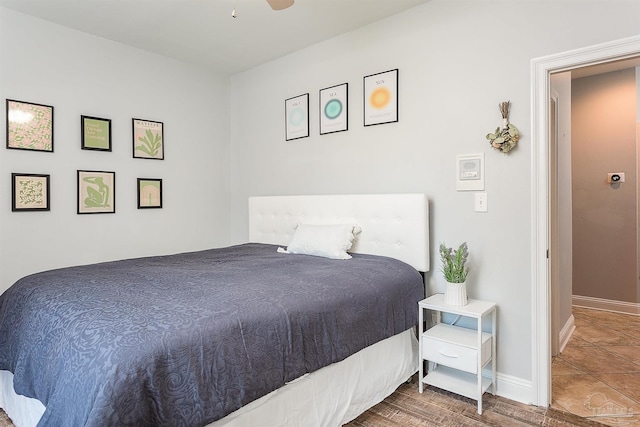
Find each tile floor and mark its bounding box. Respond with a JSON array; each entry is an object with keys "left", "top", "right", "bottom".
[{"left": 552, "top": 306, "right": 640, "bottom": 426}]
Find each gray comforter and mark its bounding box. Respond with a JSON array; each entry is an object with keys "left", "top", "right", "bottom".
[{"left": 0, "top": 243, "right": 423, "bottom": 427}]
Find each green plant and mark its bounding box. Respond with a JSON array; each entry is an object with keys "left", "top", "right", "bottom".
[{"left": 439, "top": 242, "right": 469, "bottom": 283}]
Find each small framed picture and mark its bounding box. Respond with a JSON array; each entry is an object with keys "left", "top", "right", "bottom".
[
  {"left": 319, "top": 83, "right": 348, "bottom": 135},
  {"left": 11, "top": 173, "right": 50, "bottom": 212},
  {"left": 363, "top": 69, "right": 399, "bottom": 126},
  {"left": 6, "top": 99, "right": 54, "bottom": 152},
  {"left": 137, "top": 178, "right": 163, "bottom": 209},
  {"left": 285, "top": 93, "right": 309, "bottom": 141},
  {"left": 132, "top": 118, "right": 164, "bottom": 159},
  {"left": 77, "top": 170, "right": 115, "bottom": 214},
  {"left": 81, "top": 115, "right": 112, "bottom": 151}
]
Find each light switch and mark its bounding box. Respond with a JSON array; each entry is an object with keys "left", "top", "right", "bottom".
[{"left": 475, "top": 192, "right": 488, "bottom": 212}]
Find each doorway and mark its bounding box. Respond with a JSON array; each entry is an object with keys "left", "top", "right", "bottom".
[{"left": 531, "top": 35, "right": 640, "bottom": 407}]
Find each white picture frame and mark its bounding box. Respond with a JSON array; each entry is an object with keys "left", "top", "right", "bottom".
[{"left": 456, "top": 153, "right": 485, "bottom": 191}]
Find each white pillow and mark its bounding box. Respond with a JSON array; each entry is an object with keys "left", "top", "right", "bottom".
[{"left": 284, "top": 223, "right": 362, "bottom": 260}]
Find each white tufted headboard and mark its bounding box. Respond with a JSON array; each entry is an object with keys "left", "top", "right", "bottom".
[{"left": 248, "top": 194, "right": 429, "bottom": 272}]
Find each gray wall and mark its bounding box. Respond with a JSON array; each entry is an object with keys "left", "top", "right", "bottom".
[
  {"left": 572, "top": 69, "right": 637, "bottom": 303},
  {"left": 0, "top": 8, "right": 233, "bottom": 293},
  {"left": 227, "top": 0, "right": 640, "bottom": 396}
]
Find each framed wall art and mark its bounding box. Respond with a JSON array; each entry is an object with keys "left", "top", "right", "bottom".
[
  {"left": 319, "top": 83, "right": 348, "bottom": 135},
  {"left": 137, "top": 178, "right": 163, "bottom": 209},
  {"left": 11, "top": 173, "right": 50, "bottom": 212},
  {"left": 6, "top": 99, "right": 54, "bottom": 152},
  {"left": 285, "top": 93, "right": 309, "bottom": 141},
  {"left": 363, "top": 69, "right": 398, "bottom": 126},
  {"left": 132, "top": 118, "right": 164, "bottom": 159},
  {"left": 81, "top": 115, "right": 112, "bottom": 151},
  {"left": 77, "top": 170, "right": 115, "bottom": 214}
]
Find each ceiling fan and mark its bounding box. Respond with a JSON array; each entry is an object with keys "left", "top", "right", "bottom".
[{"left": 266, "top": 0, "right": 294, "bottom": 10}]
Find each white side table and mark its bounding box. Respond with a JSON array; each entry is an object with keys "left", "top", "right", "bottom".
[{"left": 418, "top": 293, "right": 497, "bottom": 414}]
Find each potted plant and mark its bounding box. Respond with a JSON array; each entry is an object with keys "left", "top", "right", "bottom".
[{"left": 439, "top": 242, "right": 469, "bottom": 306}]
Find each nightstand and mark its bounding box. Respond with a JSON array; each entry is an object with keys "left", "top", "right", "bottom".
[{"left": 418, "top": 293, "right": 497, "bottom": 414}]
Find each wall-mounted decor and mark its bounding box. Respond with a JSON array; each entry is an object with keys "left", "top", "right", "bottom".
[
  {"left": 456, "top": 153, "right": 485, "bottom": 191},
  {"left": 486, "top": 101, "right": 519, "bottom": 154},
  {"left": 319, "top": 83, "right": 348, "bottom": 135},
  {"left": 363, "top": 69, "right": 398, "bottom": 126},
  {"left": 77, "top": 170, "right": 115, "bottom": 214},
  {"left": 81, "top": 115, "right": 112, "bottom": 151},
  {"left": 11, "top": 173, "right": 50, "bottom": 212},
  {"left": 132, "top": 118, "right": 164, "bottom": 159},
  {"left": 285, "top": 93, "right": 309, "bottom": 141},
  {"left": 6, "top": 99, "right": 54, "bottom": 152},
  {"left": 137, "top": 178, "right": 163, "bottom": 209}
]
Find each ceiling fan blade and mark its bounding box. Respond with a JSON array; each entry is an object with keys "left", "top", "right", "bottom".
[{"left": 266, "top": 0, "right": 294, "bottom": 10}]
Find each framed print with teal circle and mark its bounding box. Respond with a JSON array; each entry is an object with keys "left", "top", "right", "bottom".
[
  {"left": 319, "top": 83, "right": 348, "bottom": 135},
  {"left": 285, "top": 93, "right": 309, "bottom": 141}
]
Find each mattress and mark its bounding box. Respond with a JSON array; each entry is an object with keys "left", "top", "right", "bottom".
[{"left": 0, "top": 243, "right": 423, "bottom": 426}]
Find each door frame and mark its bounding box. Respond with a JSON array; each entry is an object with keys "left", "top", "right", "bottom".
[{"left": 530, "top": 34, "right": 640, "bottom": 407}]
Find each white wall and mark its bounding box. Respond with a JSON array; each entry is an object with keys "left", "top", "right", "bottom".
[
  {"left": 550, "top": 72, "right": 573, "bottom": 347},
  {"left": 228, "top": 0, "right": 640, "bottom": 399},
  {"left": 0, "top": 8, "right": 232, "bottom": 294}
]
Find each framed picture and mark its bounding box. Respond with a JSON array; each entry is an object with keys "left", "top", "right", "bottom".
[
  {"left": 285, "top": 93, "right": 309, "bottom": 141},
  {"left": 6, "top": 99, "right": 54, "bottom": 152},
  {"left": 77, "top": 170, "right": 115, "bottom": 214},
  {"left": 11, "top": 173, "right": 50, "bottom": 212},
  {"left": 363, "top": 69, "right": 398, "bottom": 126},
  {"left": 81, "top": 115, "right": 112, "bottom": 151},
  {"left": 319, "top": 83, "right": 348, "bottom": 135},
  {"left": 132, "top": 118, "right": 164, "bottom": 159},
  {"left": 137, "top": 178, "right": 163, "bottom": 209}
]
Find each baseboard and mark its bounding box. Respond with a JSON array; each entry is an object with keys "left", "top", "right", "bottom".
[
  {"left": 482, "top": 368, "right": 533, "bottom": 405},
  {"left": 572, "top": 295, "right": 640, "bottom": 315},
  {"left": 558, "top": 314, "right": 575, "bottom": 354}
]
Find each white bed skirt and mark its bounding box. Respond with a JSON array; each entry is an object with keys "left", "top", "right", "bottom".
[{"left": 0, "top": 329, "right": 417, "bottom": 427}]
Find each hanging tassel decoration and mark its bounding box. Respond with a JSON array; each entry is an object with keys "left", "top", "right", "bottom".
[{"left": 486, "top": 101, "right": 519, "bottom": 154}]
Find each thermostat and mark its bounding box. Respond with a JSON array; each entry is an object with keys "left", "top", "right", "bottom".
[{"left": 456, "top": 153, "right": 485, "bottom": 191}]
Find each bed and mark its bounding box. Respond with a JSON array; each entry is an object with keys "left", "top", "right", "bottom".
[{"left": 0, "top": 193, "right": 429, "bottom": 427}]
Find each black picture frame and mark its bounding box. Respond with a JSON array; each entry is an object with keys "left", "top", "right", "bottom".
[
  {"left": 81, "top": 115, "right": 112, "bottom": 151},
  {"left": 77, "top": 170, "right": 116, "bottom": 214},
  {"left": 363, "top": 69, "right": 399, "bottom": 127},
  {"left": 132, "top": 118, "right": 164, "bottom": 160},
  {"left": 285, "top": 93, "right": 309, "bottom": 141},
  {"left": 319, "top": 83, "right": 348, "bottom": 135},
  {"left": 137, "top": 178, "right": 163, "bottom": 209},
  {"left": 11, "top": 173, "right": 50, "bottom": 212},
  {"left": 6, "top": 99, "right": 54, "bottom": 152}
]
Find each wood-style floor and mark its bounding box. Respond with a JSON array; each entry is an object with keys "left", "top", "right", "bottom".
[{"left": 345, "top": 376, "right": 604, "bottom": 427}]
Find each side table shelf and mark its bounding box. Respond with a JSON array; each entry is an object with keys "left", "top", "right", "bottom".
[{"left": 418, "top": 294, "right": 497, "bottom": 414}]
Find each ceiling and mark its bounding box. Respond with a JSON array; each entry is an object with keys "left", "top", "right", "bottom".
[{"left": 0, "top": 0, "right": 431, "bottom": 75}]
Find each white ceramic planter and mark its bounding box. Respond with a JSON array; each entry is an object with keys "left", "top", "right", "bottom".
[{"left": 445, "top": 281, "right": 468, "bottom": 306}]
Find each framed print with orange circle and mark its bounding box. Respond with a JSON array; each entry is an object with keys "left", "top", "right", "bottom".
[
  {"left": 319, "top": 83, "right": 348, "bottom": 135},
  {"left": 363, "top": 69, "right": 398, "bottom": 126}
]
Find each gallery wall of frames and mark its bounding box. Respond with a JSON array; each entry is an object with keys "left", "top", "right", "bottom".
[
  {"left": 7, "top": 99, "right": 164, "bottom": 214},
  {"left": 284, "top": 68, "right": 398, "bottom": 141}
]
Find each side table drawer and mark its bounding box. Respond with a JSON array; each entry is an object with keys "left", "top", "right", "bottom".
[
  {"left": 421, "top": 323, "right": 492, "bottom": 374},
  {"left": 422, "top": 336, "right": 478, "bottom": 373}
]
